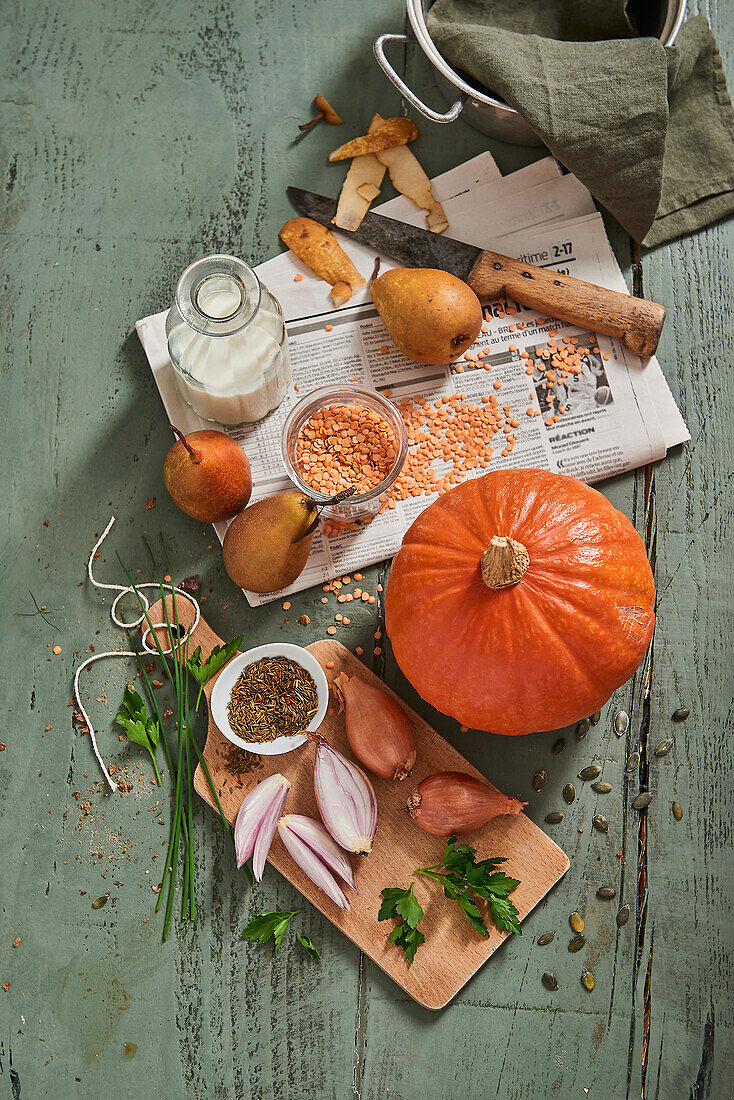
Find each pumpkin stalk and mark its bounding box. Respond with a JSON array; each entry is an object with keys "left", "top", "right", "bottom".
[{"left": 481, "top": 536, "right": 530, "bottom": 590}]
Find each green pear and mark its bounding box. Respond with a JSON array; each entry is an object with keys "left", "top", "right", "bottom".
[
  {"left": 372, "top": 268, "right": 483, "bottom": 365},
  {"left": 222, "top": 491, "right": 320, "bottom": 593}
]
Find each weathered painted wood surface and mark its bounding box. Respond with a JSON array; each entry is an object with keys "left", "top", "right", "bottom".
[{"left": 0, "top": 0, "right": 731, "bottom": 1096}]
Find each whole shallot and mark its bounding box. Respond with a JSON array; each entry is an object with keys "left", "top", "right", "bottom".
[
  {"left": 234, "top": 773, "right": 291, "bottom": 880},
  {"left": 407, "top": 771, "right": 525, "bottom": 837},
  {"left": 277, "top": 814, "right": 354, "bottom": 910},
  {"left": 333, "top": 672, "right": 416, "bottom": 781},
  {"left": 312, "top": 736, "right": 378, "bottom": 855}
]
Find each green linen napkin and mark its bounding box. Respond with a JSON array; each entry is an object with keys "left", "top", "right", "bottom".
[{"left": 427, "top": 2, "right": 734, "bottom": 247}]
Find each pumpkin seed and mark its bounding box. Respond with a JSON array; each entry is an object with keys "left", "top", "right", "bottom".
[
  {"left": 671, "top": 707, "right": 689, "bottom": 721},
  {"left": 592, "top": 780, "right": 613, "bottom": 794},
  {"left": 597, "top": 886, "right": 616, "bottom": 899},
  {"left": 568, "top": 934, "right": 586, "bottom": 953},
  {"left": 633, "top": 791, "right": 653, "bottom": 810},
  {"left": 625, "top": 751, "right": 640, "bottom": 773},
  {"left": 590, "top": 710, "right": 602, "bottom": 725},
  {"left": 593, "top": 813, "right": 609, "bottom": 833},
  {"left": 655, "top": 739, "right": 674, "bottom": 757},
  {"left": 92, "top": 895, "right": 108, "bottom": 909},
  {"left": 552, "top": 738, "right": 566, "bottom": 755},
  {"left": 617, "top": 903, "right": 631, "bottom": 926},
  {"left": 672, "top": 801, "right": 683, "bottom": 821},
  {"left": 578, "top": 764, "right": 601, "bottom": 780},
  {"left": 533, "top": 769, "right": 548, "bottom": 792},
  {"left": 563, "top": 783, "right": 576, "bottom": 804},
  {"left": 569, "top": 912, "right": 584, "bottom": 933},
  {"left": 614, "top": 710, "right": 629, "bottom": 736},
  {"left": 581, "top": 968, "right": 595, "bottom": 991},
  {"left": 542, "top": 971, "right": 558, "bottom": 991},
  {"left": 545, "top": 811, "right": 564, "bottom": 824},
  {"left": 576, "top": 718, "right": 590, "bottom": 740},
  {"left": 537, "top": 931, "right": 557, "bottom": 946}
]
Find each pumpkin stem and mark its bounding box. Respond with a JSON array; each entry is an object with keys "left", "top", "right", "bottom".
[{"left": 481, "top": 536, "right": 530, "bottom": 589}]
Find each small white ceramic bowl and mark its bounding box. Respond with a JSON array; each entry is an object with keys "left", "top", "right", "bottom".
[{"left": 210, "top": 642, "right": 329, "bottom": 756}]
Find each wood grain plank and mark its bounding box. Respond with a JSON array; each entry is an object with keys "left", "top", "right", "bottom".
[{"left": 146, "top": 598, "right": 570, "bottom": 1009}]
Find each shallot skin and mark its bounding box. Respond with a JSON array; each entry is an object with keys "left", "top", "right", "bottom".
[
  {"left": 334, "top": 671, "right": 417, "bottom": 781},
  {"left": 407, "top": 771, "right": 525, "bottom": 836}
]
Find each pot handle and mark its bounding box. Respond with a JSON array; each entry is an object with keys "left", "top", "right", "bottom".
[{"left": 373, "top": 33, "right": 465, "bottom": 124}]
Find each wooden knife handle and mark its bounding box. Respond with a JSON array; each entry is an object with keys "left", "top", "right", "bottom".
[{"left": 468, "top": 250, "right": 666, "bottom": 358}]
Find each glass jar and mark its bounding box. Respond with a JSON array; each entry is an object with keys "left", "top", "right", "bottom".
[
  {"left": 281, "top": 384, "right": 408, "bottom": 521},
  {"left": 165, "top": 254, "right": 291, "bottom": 426}
]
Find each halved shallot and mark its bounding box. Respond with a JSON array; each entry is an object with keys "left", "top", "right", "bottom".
[
  {"left": 333, "top": 671, "right": 416, "bottom": 781},
  {"left": 279, "top": 814, "right": 356, "bottom": 891},
  {"left": 278, "top": 816, "right": 351, "bottom": 910},
  {"left": 407, "top": 771, "right": 525, "bottom": 837},
  {"left": 234, "top": 773, "right": 291, "bottom": 880},
  {"left": 312, "top": 736, "right": 378, "bottom": 855}
]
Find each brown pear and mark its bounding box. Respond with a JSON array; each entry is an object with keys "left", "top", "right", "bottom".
[
  {"left": 222, "top": 491, "right": 320, "bottom": 593},
  {"left": 371, "top": 268, "right": 483, "bottom": 365},
  {"left": 164, "top": 427, "right": 251, "bottom": 522}
]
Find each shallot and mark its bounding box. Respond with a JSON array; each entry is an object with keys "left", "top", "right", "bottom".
[
  {"left": 312, "top": 736, "right": 378, "bottom": 855},
  {"left": 279, "top": 814, "right": 356, "bottom": 891},
  {"left": 234, "top": 773, "right": 291, "bottom": 880},
  {"left": 333, "top": 672, "right": 416, "bottom": 781},
  {"left": 407, "top": 771, "right": 525, "bottom": 837},
  {"left": 278, "top": 817, "right": 351, "bottom": 910}
]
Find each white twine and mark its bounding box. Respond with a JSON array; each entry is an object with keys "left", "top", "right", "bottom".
[{"left": 74, "top": 516, "right": 202, "bottom": 792}]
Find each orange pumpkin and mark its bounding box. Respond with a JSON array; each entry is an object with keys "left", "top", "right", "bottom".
[{"left": 385, "top": 469, "right": 655, "bottom": 735}]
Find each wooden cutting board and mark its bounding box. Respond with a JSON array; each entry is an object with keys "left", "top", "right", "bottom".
[{"left": 152, "top": 597, "right": 569, "bottom": 1010}]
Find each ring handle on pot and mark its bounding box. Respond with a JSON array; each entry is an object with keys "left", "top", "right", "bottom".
[{"left": 373, "top": 34, "right": 465, "bottom": 124}]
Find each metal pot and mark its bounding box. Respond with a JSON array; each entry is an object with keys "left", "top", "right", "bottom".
[{"left": 374, "top": 0, "right": 686, "bottom": 145}]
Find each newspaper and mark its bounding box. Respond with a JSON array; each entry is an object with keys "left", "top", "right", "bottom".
[{"left": 137, "top": 154, "right": 689, "bottom": 605}]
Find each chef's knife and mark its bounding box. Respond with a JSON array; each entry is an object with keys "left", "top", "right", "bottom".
[{"left": 287, "top": 187, "right": 665, "bottom": 358}]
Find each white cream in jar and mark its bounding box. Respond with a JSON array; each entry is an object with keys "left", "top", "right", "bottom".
[{"left": 166, "top": 255, "right": 291, "bottom": 425}]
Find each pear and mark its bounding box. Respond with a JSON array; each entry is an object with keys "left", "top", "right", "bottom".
[
  {"left": 372, "top": 268, "right": 483, "bottom": 365},
  {"left": 222, "top": 491, "right": 320, "bottom": 593},
  {"left": 163, "top": 427, "right": 252, "bottom": 522}
]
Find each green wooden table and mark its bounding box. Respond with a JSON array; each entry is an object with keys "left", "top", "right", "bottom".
[{"left": 1, "top": 2, "right": 731, "bottom": 1096}]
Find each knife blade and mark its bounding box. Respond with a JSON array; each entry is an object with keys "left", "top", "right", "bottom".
[
  {"left": 286, "top": 186, "right": 666, "bottom": 358},
  {"left": 287, "top": 187, "right": 481, "bottom": 281}
]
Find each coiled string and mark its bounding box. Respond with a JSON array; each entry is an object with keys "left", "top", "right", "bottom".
[{"left": 73, "top": 517, "right": 201, "bottom": 791}]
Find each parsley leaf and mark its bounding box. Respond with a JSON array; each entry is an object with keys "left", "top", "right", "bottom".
[
  {"left": 295, "top": 933, "right": 321, "bottom": 961},
  {"left": 241, "top": 909, "right": 302, "bottom": 951},
  {"left": 417, "top": 835, "right": 522, "bottom": 938},
  {"left": 378, "top": 884, "right": 425, "bottom": 965},
  {"left": 115, "top": 685, "right": 162, "bottom": 784},
  {"left": 187, "top": 635, "right": 244, "bottom": 708}
]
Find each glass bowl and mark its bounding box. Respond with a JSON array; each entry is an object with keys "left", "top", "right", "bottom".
[{"left": 280, "top": 384, "right": 408, "bottom": 520}]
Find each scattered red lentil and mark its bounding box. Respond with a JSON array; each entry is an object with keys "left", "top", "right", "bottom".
[
  {"left": 282, "top": 601, "right": 291, "bottom": 610},
  {"left": 324, "top": 324, "right": 333, "bottom": 332},
  {"left": 295, "top": 402, "right": 398, "bottom": 495},
  {"left": 294, "top": 273, "right": 303, "bottom": 282}
]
